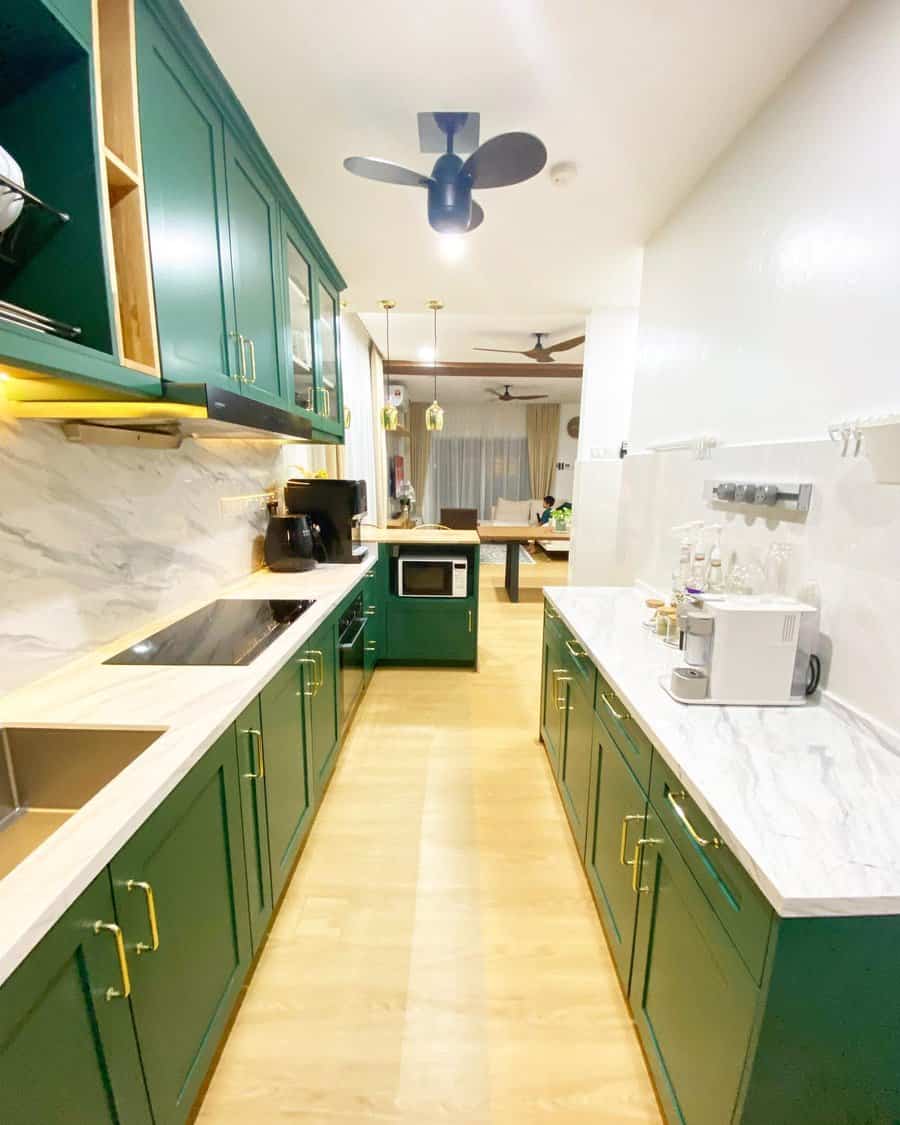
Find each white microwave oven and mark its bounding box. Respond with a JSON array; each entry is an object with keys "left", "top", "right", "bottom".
[{"left": 397, "top": 555, "right": 468, "bottom": 598}]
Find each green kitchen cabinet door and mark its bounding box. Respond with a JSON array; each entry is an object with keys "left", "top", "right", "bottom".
[
  {"left": 584, "top": 725, "right": 647, "bottom": 987},
  {"left": 386, "top": 599, "right": 477, "bottom": 664},
  {"left": 540, "top": 613, "right": 565, "bottom": 774},
  {"left": 630, "top": 814, "right": 758, "bottom": 1125},
  {"left": 234, "top": 697, "right": 273, "bottom": 953},
  {"left": 311, "top": 275, "right": 344, "bottom": 435},
  {"left": 280, "top": 215, "right": 317, "bottom": 415},
  {"left": 260, "top": 654, "right": 315, "bottom": 901},
  {"left": 301, "top": 620, "right": 340, "bottom": 797},
  {"left": 558, "top": 674, "right": 593, "bottom": 856},
  {"left": 45, "top": 0, "right": 92, "bottom": 47},
  {"left": 0, "top": 871, "right": 152, "bottom": 1125},
  {"left": 225, "top": 130, "right": 286, "bottom": 407},
  {"left": 363, "top": 560, "right": 384, "bottom": 683},
  {"left": 109, "top": 727, "right": 251, "bottom": 1125},
  {"left": 136, "top": 1, "right": 238, "bottom": 388}
]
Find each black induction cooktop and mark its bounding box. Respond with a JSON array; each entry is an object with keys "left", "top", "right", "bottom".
[{"left": 105, "top": 599, "right": 315, "bottom": 667}]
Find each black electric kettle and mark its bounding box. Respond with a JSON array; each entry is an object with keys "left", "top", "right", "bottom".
[{"left": 264, "top": 511, "right": 317, "bottom": 573}]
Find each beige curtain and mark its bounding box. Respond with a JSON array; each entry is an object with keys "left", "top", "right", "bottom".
[
  {"left": 526, "top": 403, "right": 560, "bottom": 498},
  {"left": 408, "top": 402, "right": 432, "bottom": 515}
]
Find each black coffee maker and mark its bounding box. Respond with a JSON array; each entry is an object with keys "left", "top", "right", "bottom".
[
  {"left": 263, "top": 505, "right": 318, "bottom": 573},
  {"left": 284, "top": 478, "right": 368, "bottom": 564}
]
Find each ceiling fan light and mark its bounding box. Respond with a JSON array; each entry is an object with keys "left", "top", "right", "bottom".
[{"left": 425, "top": 400, "right": 445, "bottom": 432}]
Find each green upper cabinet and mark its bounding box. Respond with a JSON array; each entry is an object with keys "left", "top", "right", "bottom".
[
  {"left": 108, "top": 727, "right": 251, "bottom": 1125},
  {"left": 314, "top": 276, "right": 343, "bottom": 433},
  {"left": 44, "top": 0, "right": 92, "bottom": 47},
  {"left": 282, "top": 217, "right": 316, "bottom": 413},
  {"left": 136, "top": 1, "right": 237, "bottom": 390},
  {"left": 225, "top": 131, "right": 286, "bottom": 406},
  {"left": 0, "top": 871, "right": 152, "bottom": 1125}
]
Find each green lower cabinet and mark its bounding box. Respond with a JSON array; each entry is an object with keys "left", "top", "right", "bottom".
[
  {"left": 540, "top": 611, "right": 565, "bottom": 775},
  {"left": 260, "top": 652, "right": 314, "bottom": 901},
  {"left": 584, "top": 725, "right": 647, "bottom": 987},
  {"left": 109, "top": 727, "right": 251, "bottom": 1125},
  {"left": 630, "top": 813, "right": 758, "bottom": 1125},
  {"left": 301, "top": 620, "right": 340, "bottom": 798},
  {"left": 385, "top": 598, "right": 477, "bottom": 664},
  {"left": 0, "top": 871, "right": 152, "bottom": 1125},
  {"left": 557, "top": 674, "right": 593, "bottom": 856},
  {"left": 363, "top": 558, "right": 385, "bottom": 683},
  {"left": 234, "top": 697, "right": 273, "bottom": 953}
]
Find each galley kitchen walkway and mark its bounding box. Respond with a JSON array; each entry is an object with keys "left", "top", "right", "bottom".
[{"left": 197, "top": 557, "right": 661, "bottom": 1124}]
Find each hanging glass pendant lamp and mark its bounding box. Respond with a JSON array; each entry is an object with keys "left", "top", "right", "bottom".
[
  {"left": 424, "top": 299, "right": 445, "bottom": 432},
  {"left": 379, "top": 299, "right": 399, "bottom": 431}
]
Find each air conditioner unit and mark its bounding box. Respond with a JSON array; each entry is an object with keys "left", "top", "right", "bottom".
[{"left": 387, "top": 385, "right": 406, "bottom": 409}]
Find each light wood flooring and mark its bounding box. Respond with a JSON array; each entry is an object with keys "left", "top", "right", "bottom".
[{"left": 197, "top": 556, "right": 662, "bottom": 1124}]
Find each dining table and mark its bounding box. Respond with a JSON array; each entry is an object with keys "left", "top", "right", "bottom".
[{"left": 477, "top": 523, "right": 571, "bottom": 602}]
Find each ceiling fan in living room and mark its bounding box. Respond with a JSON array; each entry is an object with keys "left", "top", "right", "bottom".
[
  {"left": 486, "top": 384, "right": 548, "bottom": 402},
  {"left": 474, "top": 332, "right": 584, "bottom": 364}
]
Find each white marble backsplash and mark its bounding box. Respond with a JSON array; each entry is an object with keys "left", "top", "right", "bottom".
[
  {"left": 613, "top": 439, "right": 900, "bottom": 733},
  {"left": 0, "top": 414, "right": 288, "bottom": 694}
]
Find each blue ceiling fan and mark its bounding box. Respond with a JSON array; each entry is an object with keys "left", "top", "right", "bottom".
[{"left": 343, "top": 111, "right": 547, "bottom": 234}]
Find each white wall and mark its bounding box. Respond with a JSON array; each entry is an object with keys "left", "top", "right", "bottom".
[
  {"left": 339, "top": 312, "right": 377, "bottom": 509},
  {"left": 630, "top": 0, "right": 900, "bottom": 450},
  {"left": 551, "top": 404, "right": 580, "bottom": 502}
]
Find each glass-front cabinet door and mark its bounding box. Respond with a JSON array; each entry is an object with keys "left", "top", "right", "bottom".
[
  {"left": 284, "top": 231, "right": 315, "bottom": 412},
  {"left": 315, "top": 278, "right": 342, "bottom": 431},
  {"left": 280, "top": 212, "right": 343, "bottom": 434}
]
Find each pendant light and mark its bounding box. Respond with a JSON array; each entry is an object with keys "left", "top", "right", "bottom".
[
  {"left": 379, "top": 299, "right": 399, "bottom": 431},
  {"left": 424, "top": 299, "right": 445, "bottom": 432}
]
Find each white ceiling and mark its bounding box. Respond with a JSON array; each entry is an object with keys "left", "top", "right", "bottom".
[{"left": 183, "top": 0, "right": 848, "bottom": 359}]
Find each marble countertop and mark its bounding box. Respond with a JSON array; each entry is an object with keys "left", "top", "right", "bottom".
[
  {"left": 0, "top": 557, "right": 377, "bottom": 987},
  {"left": 544, "top": 586, "right": 900, "bottom": 919},
  {"left": 357, "top": 527, "right": 480, "bottom": 545}
]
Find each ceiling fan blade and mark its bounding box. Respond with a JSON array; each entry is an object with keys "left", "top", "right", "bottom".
[
  {"left": 533, "top": 352, "right": 556, "bottom": 363},
  {"left": 547, "top": 334, "right": 585, "bottom": 354},
  {"left": 461, "top": 132, "right": 547, "bottom": 189},
  {"left": 473, "top": 347, "right": 528, "bottom": 356},
  {"left": 512, "top": 394, "right": 549, "bottom": 400},
  {"left": 343, "top": 156, "right": 432, "bottom": 187},
  {"left": 466, "top": 200, "right": 484, "bottom": 231},
  {"left": 485, "top": 389, "right": 504, "bottom": 398}
]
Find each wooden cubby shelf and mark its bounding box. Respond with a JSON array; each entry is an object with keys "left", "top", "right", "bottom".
[{"left": 94, "top": 0, "right": 160, "bottom": 375}]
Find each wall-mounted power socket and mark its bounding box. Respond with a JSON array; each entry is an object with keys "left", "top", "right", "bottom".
[{"left": 219, "top": 491, "right": 277, "bottom": 519}]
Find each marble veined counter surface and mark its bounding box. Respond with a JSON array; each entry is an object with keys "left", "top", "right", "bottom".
[
  {"left": 0, "top": 555, "right": 377, "bottom": 987},
  {"left": 545, "top": 586, "right": 900, "bottom": 919}
]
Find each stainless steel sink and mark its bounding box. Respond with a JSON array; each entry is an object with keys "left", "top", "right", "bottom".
[{"left": 0, "top": 727, "right": 163, "bottom": 881}]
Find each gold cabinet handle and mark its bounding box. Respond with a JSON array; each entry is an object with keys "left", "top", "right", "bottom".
[
  {"left": 544, "top": 606, "right": 558, "bottom": 620},
  {"left": 308, "top": 649, "right": 324, "bottom": 694},
  {"left": 365, "top": 639, "right": 377, "bottom": 652},
  {"left": 600, "top": 692, "right": 629, "bottom": 722},
  {"left": 467, "top": 609, "right": 473, "bottom": 633},
  {"left": 93, "top": 921, "right": 132, "bottom": 1000},
  {"left": 632, "top": 837, "right": 662, "bottom": 894},
  {"left": 555, "top": 673, "right": 572, "bottom": 712},
  {"left": 619, "top": 814, "right": 644, "bottom": 865},
  {"left": 246, "top": 337, "right": 257, "bottom": 383},
  {"left": 324, "top": 387, "right": 332, "bottom": 415},
  {"left": 240, "top": 727, "right": 264, "bottom": 780},
  {"left": 565, "top": 638, "right": 586, "bottom": 659},
  {"left": 126, "top": 880, "right": 160, "bottom": 955},
  {"left": 296, "top": 655, "right": 317, "bottom": 697},
  {"left": 365, "top": 605, "right": 377, "bottom": 616},
  {"left": 229, "top": 332, "right": 247, "bottom": 382},
  {"left": 305, "top": 386, "right": 315, "bottom": 412},
  {"left": 344, "top": 406, "right": 351, "bottom": 428},
  {"left": 666, "top": 790, "right": 721, "bottom": 849}
]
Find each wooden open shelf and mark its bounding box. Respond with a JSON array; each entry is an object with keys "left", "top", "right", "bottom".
[{"left": 93, "top": 0, "right": 160, "bottom": 375}]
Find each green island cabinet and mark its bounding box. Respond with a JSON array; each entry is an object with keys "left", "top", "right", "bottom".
[
  {"left": 540, "top": 599, "right": 900, "bottom": 1125},
  {"left": 0, "top": 570, "right": 382, "bottom": 1122}
]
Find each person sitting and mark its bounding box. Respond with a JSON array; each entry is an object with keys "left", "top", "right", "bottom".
[{"left": 537, "top": 495, "right": 555, "bottom": 526}]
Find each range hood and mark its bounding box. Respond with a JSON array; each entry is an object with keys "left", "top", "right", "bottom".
[{"left": 3, "top": 371, "right": 317, "bottom": 446}]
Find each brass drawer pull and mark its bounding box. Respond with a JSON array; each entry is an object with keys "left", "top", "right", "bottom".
[
  {"left": 93, "top": 921, "right": 132, "bottom": 1000},
  {"left": 308, "top": 649, "right": 324, "bottom": 693},
  {"left": 467, "top": 609, "right": 473, "bottom": 633},
  {"left": 555, "top": 673, "right": 572, "bottom": 712},
  {"left": 600, "top": 692, "right": 629, "bottom": 722},
  {"left": 246, "top": 337, "right": 257, "bottom": 383},
  {"left": 619, "top": 814, "right": 644, "bottom": 865},
  {"left": 564, "top": 638, "right": 587, "bottom": 659},
  {"left": 632, "top": 837, "right": 662, "bottom": 894},
  {"left": 544, "top": 607, "right": 558, "bottom": 621},
  {"left": 667, "top": 790, "right": 721, "bottom": 849},
  {"left": 240, "top": 728, "right": 264, "bottom": 780},
  {"left": 365, "top": 640, "right": 377, "bottom": 652},
  {"left": 126, "top": 880, "right": 160, "bottom": 954},
  {"left": 365, "top": 605, "right": 377, "bottom": 616},
  {"left": 229, "top": 331, "right": 247, "bottom": 381},
  {"left": 296, "top": 655, "right": 317, "bottom": 697}
]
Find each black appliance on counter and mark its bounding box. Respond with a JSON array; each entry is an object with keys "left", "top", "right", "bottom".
[
  {"left": 264, "top": 512, "right": 318, "bottom": 573},
  {"left": 105, "top": 599, "right": 314, "bottom": 666},
  {"left": 284, "top": 478, "right": 368, "bottom": 564}
]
